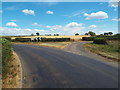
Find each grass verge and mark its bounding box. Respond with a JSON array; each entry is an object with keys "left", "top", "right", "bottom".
[
  {"left": 2, "top": 38, "right": 22, "bottom": 88},
  {"left": 84, "top": 40, "right": 120, "bottom": 61},
  {"left": 2, "top": 51, "right": 22, "bottom": 88}
]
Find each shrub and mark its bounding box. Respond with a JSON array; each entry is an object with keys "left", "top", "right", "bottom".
[
  {"left": 14, "top": 38, "right": 31, "bottom": 42},
  {"left": 41, "top": 38, "right": 70, "bottom": 42},
  {"left": 93, "top": 37, "right": 108, "bottom": 44},
  {"left": 4, "top": 37, "right": 12, "bottom": 41},
  {"left": 82, "top": 37, "right": 95, "bottom": 41},
  {"left": 96, "top": 35, "right": 120, "bottom": 40}
]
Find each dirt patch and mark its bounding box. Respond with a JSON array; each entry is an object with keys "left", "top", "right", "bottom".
[{"left": 2, "top": 51, "right": 22, "bottom": 88}]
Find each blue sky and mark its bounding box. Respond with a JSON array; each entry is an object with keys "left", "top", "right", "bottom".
[{"left": 1, "top": 1, "right": 119, "bottom": 36}]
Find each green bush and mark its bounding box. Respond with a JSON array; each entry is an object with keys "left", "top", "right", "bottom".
[
  {"left": 2, "top": 38, "right": 12, "bottom": 79},
  {"left": 4, "top": 37, "right": 12, "bottom": 41},
  {"left": 96, "top": 35, "right": 120, "bottom": 40},
  {"left": 14, "top": 38, "right": 31, "bottom": 42},
  {"left": 82, "top": 37, "right": 95, "bottom": 41},
  {"left": 93, "top": 37, "right": 108, "bottom": 44},
  {"left": 41, "top": 38, "right": 70, "bottom": 42}
]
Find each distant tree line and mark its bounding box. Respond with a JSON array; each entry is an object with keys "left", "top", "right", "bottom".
[
  {"left": 32, "top": 31, "right": 113, "bottom": 37},
  {"left": 84, "top": 31, "right": 113, "bottom": 36}
]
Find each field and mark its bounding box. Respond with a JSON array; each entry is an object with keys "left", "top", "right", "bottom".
[{"left": 10, "top": 35, "right": 90, "bottom": 41}]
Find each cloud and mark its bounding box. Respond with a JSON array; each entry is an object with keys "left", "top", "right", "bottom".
[
  {"left": 0, "top": 27, "right": 46, "bottom": 36},
  {"left": 112, "top": 18, "right": 120, "bottom": 21},
  {"left": 66, "top": 22, "right": 83, "bottom": 27},
  {"left": 63, "top": 10, "right": 85, "bottom": 18},
  {"left": 84, "top": 11, "right": 108, "bottom": 20},
  {"left": 109, "top": 0, "right": 120, "bottom": 7},
  {"left": 46, "top": 10, "right": 54, "bottom": 14},
  {"left": 34, "top": 29, "right": 45, "bottom": 32},
  {"left": 22, "top": 9, "right": 35, "bottom": 16},
  {"left": 32, "top": 22, "right": 43, "bottom": 27},
  {"left": 89, "top": 25, "right": 97, "bottom": 28},
  {"left": 46, "top": 25, "right": 62, "bottom": 31},
  {"left": 46, "top": 22, "right": 85, "bottom": 35},
  {"left": 84, "top": 13, "right": 89, "bottom": 16},
  {"left": 6, "top": 22, "right": 18, "bottom": 27}
]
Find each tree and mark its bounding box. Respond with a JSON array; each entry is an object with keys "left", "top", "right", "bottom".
[
  {"left": 36, "top": 32, "right": 40, "bottom": 36},
  {"left": 85, "top": 33, "right": 89, "bottom": 35},
  {"left": 75, "top": 33, "right": 79, "bottom": 36},
  {"left": 31, "top": 34, "right": 34, "bottom": 36},
  {"left": 54, "top": 34, "right": 59, "bottom": 36},
  {"left": 108, "top": 32, "right": 113, "bottom": 35},
  {"left": 104, "top": 33, "right": 109, "bottom": 36},
  {"left": 88, "top": 31, "right": 96, "bottom": 36},
  {"left": 100, "top": 34, "right": 104, "bottom": 36}
]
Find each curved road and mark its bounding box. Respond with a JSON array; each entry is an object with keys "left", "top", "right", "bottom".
[
  {"left": 64, "top": 41, "right": 118, "bottom": 67},
  {"left": 13, "top": 43, "right": 118, "bottom": 88}
]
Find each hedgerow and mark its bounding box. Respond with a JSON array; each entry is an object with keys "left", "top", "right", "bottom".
[
  {"left": 41, "top": 38, "right": 71, "bottom": 42},
  {"left": 82, "top": 37, "right": 96, "bottom": 41},
  {"left": 93, "top": 37, "right": 108, "bottom": 45}
]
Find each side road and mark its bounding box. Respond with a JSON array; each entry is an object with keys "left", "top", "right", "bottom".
[{"left": 64, "top": 41, "right": 118, "bottom": 67}]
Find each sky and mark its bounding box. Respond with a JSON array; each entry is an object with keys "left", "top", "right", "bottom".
[{"left": 0, "top": 0, "right": 119, "bottom": 36}]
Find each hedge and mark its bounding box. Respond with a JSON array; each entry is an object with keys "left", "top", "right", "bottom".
[
  {"left": 41, "top": 38, "right": 71, "bottom": 42},
  {"left": 14, "top": 38, "right": 31, "bottom": 42},
  {"left": 82, "top": 37, "right": 95, "bottom": 41},
  {"left": 13, "top": 37, "right": 71, "bottom": 42},
  {"left": 97, "top": 35, "right": 120, "bottom": 40},
  {"left": 82, "top": 35, "right": 120, "bottom": 41},
  {"left": 93, "top": 37, "right": 108, "bottom": 44}
]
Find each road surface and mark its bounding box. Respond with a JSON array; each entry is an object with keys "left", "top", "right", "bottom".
[
  {"left": 13, "top": 43, "right": 118, "bottom": 88},
  {"left": 64, "top": 41, "right": 118, "bottom": 67}
]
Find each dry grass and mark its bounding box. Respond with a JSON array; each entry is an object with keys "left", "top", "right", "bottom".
[
  {"left": 14, "top": 42, "right": 72, "bottom": 49},
  {"left": 2, "top": 52, "right": 22, "bottom": 88}
]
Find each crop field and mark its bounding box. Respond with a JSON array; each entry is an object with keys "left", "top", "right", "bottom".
[{"left": 10, "top": 35, "right": 90, "bottom": 41}]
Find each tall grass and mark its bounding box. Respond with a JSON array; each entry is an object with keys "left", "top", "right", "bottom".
[{"left": 2, "top": 38, "right": 12, "bottom": 79}]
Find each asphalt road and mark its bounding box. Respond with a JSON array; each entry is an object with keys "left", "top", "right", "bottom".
[
  {"left": 13, "top": 43, "right": 118, "bottom": 88},
  {"left": 64, "top": 41, "right": 118, "bottom": 67}
]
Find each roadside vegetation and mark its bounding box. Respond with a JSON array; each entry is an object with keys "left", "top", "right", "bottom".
[
  {"left": 83, "top": 33, "right": 120, "bottom": 61},
  {"left": 2, "top": 38, "right": 12, "bottom": 79},
  {"left": 2, "top": 38, "right": 21, "bottom": 88}
]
